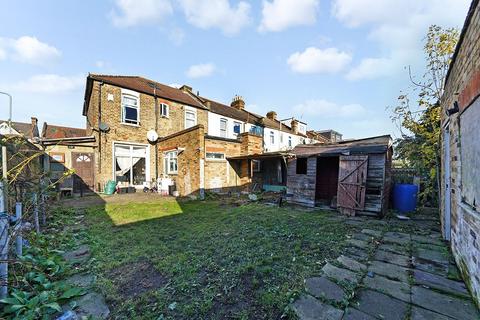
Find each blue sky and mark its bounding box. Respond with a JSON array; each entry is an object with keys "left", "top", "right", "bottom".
[{"left": 0, "top": 0, "right": 471, "bottom": 139}]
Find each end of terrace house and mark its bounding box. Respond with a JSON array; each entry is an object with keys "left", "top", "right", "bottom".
[{"left": 80, "top": 74, "right": 322, "bottom": 197}]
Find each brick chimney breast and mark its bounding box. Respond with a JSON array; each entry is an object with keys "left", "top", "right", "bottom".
[
  {"left": 291, "top": 119, "right": 299, "bottom": 134},
  {"left": 266, "top": 111, "right": 277, "bottom": 120},
  {"left": 231, "top": 95, "right": 245, "bottom": 110}
]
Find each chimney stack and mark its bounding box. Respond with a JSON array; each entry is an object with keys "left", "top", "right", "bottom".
[
  {"left": 31, "top": 117, "right": 39, "bottom": 138},
  {"left": 231, "top": 95, "right": 245, "bottom": 110},
  {"left": 291, "top": 119, "right": 299, "bottom": 134},
  {"left": 266, "top": 111, "right": 277, "bottom": 120}
]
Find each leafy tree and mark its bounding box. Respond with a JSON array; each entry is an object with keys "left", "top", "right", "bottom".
[{"left": 391, "top": 25, "right": 459, "bottom": 206}]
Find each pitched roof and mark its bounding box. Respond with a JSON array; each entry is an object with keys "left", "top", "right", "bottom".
[
  {"left": 83, "top": 74, "right": 206, "bottom": 115},
  {"left": 0, "top": 120, "right": 38, "bottom": 138},
  {"left": 42, "top": 123, "right": 87, "bottom": 139},
  {"left": 293, "top": 135, "right": 392, "bottom": 157},
  {"left": 200, "top": 96, "right": 262, "bottom": 125}
]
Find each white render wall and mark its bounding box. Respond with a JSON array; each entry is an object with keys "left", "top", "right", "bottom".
[
  {"left": 207, "top": 112, "right": 245, "bottom": 139},
  {"left": 263, "top": 127, "right": 304, "bottom": 152}
]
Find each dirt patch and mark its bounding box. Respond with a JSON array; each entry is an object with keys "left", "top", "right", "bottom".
[{"left": 109, "top": 260, "right": 167, "bottom": 299}]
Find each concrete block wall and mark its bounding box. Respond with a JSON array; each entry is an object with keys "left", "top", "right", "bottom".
[{"left": 440, "top": 0, "right": 480, "bottom": 306}]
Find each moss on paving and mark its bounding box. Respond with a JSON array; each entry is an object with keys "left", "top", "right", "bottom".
[{"left": 78, "top": 199, "right": 350, "bottom": 319}]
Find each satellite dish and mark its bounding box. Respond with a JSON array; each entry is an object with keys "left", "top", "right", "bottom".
[
  {"left": 99, "top": 122, "right": 110, "bottom": 132},
  {"left": 147, "top": 130, "right": 159, "bottom": 142}
]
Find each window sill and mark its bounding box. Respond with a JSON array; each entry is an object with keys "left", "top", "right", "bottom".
[
  {"left": 121, "top": 122, "right": 140, "bottom": 127},
  {"left": 206, "top": 158, "right": 226, "bottom": 162}
]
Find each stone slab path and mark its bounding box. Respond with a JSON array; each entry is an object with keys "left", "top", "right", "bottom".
[{"left": 292, "top": 209, "right": 480, "bottom": 320}]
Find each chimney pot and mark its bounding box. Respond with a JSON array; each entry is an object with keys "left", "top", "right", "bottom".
[
  {"left": 231, "top": 95, "right": 245, "bottom": 110},
  {"left": 291, "top": 119, "right": 299, "bottom": 134}
]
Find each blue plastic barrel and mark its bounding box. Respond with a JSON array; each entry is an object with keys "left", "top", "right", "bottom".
[{"left": 393, "top": 184, "right": 418, "bottom": 213}]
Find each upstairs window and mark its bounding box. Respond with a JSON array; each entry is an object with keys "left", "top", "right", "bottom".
[
  {"left": 288, "top": 136, "right": 292, "bottom": 147},
  {"left": 233, "top": 121, "right": 241, "bottom": 135},
  {"left": 164, "top": 151, "right": 178, "bottom": 174},
  {"left": 220, "top": 118, "right": 227, "bottom": 138},
  {"left": 296, "top": 158, "right": 307, "bottom": 174},
  {"left": 122, "top": 94, "right": 139, "bottom": 125},
  {"left": 160, "top": 103, "right": 169, "bottom": 117},
  {"left": 270, "top": 131, "right": 275, "bottom": 144},
  {"left": 185, "top": 107, "right": 196, "bottom": 129}
]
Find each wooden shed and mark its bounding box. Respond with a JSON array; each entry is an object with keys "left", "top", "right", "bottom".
[{"left": 286, "top": 135, "right": 393, "bottom": 217}]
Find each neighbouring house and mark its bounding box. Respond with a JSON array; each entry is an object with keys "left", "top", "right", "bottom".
[
  {"left": 286, "top": 135, "right": 393, "bottom": 217},
  {"left": 82, "top": 74, "right": 311, "bottom": 196},
  {"left": 41, "top": 123, "right": 95, "bottom": 195},
  {"left": 440, "top": 0, "right": 480, "bottom": 305},
  {"left": 0, "top": 117, "right": 40, "bottom": 141},
  {"left": 315, "top": 129, "right": 343, "bottom": 143},
  {"left": 306, "top": 130, "right": 330, "bottom": 144}
]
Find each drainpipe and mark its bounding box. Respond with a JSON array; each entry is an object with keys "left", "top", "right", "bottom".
[
  {"left": 98, "top": 82, "right": 103, "bottom": 190},
  {"left": 154, "top": 87, "right": 159, "bottom": 183}
]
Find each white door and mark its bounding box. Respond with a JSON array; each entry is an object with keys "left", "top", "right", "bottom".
[{"left": 444, "top": 126, "right": 451, "bottom": 241}]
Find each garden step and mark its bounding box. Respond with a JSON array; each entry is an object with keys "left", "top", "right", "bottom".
[
  {"left": 353, "top": 289, "right": 409, "bottom": 320},
  {"left": 363, "top": 274, "right": 410, "bottom": 303},
  {"left": 291, "top": 294, "right": 343, "bottom": 320},
  {"left": 322, "top": 263, "right": 360, "bottom": 285},
  {"left": 305, "top": 277, "right": 345, "bottom": 303}
]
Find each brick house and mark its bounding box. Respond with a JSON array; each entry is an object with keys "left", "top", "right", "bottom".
[
  {"left": 440, "top": 0, "right": 480, "bottom": 305},
  {"left": 82, "top": 74, "right": 310, "bottom": 196},
  {"left": 0, "top": 117, "right": 40, "bottom": 141}
]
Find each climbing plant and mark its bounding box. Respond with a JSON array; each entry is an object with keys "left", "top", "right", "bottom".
[{"left": 391, "top": 25, "right": 459, "bottom": 206}]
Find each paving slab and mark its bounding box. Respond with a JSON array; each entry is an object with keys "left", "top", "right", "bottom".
[
  {"left": 344, "top": 247, "right": 369, "bottom": 262},
  {"left": 353, "top": 289, "right": 408, "bottom": 320},
  {"left": 377, "top": 243, "right": 409, "bottom": 255},
  {"left": 291, "top": 295, "right": 343, "bottom": 320},
  {"left": 411, "top": 234, "right": 444, "bottom": 247},
  {"left": 62, "top": 245, "right": 91, "bottom": 264},
  {"left": 363, "top": 275, "right": 410, "bottom": 303},
  {"left": 413, "top": 269, "right": 470, "bottom": 298},
  {"left": 336, "top": 255, "right": 367, "bottom": 273},
  {"left": 367, "top": 260, "right": 410, "bottom": 283},
  {"left": 352, "top": 233, "right": 372, "bottom": 242},
  {"left": 411, "top": 256, "right": 450, "bottom": 276},
  {"left": 346, "top": 239, "right": 370, "bottom": 250},
  {"left": 374, "top": 250, "right": 410, "bottom": 267},
  {"left": 68, "top": 292, "right": 110, "bottom": 319},
  {"left": 322, "top": 263, "right": 360, "bottom": 285},
  {"left": 361, "top": 229, "right": 382, "bottom": 238},
  {"left": 342, "top": 308, "right": 376, "bottom": 320},
  {"left": 411, "top": 306, "right": 452, "bottom": 320},
  {"left": 305, "top": 277, "right": 345, "bottom": 303},
  {"left": 411, "top": 286, "right": 479, "bottom": 320},
  {"left": 414, "top": 247, "right": 450, "bottom": 264},
  {"left": 384, "top": 231, "right": 411, "bottom": 245}
]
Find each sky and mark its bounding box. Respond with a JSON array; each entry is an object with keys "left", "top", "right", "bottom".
[{"left": 0, "top": 0, "right": 471, "bottom": 139}]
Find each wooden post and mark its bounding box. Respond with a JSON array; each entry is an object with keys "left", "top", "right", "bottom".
[
  {"left": 0, "top": 181, "right": 9, "bottom": 299},
  {"left": 33, "top": 193, "right": 40, "bottom": 234},
  {"left": 1, "top": 146, "right": 7, "bottom": 180},
  {"left": 15, "top": 202, "right": 22, "bottom": 256}
]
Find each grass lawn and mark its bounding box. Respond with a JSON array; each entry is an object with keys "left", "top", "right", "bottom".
[{"left": 82, "top": 198, "right": 352, "bottom": 319}]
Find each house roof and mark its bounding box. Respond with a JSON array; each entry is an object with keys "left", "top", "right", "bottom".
[
  {"left": 0, "top": 120, "right": 38, "bottom": 138},
  {"left": 83, "top": 74, "right": 206, "bottom": 115},
  {"left": 445, "top": 0, "right": 479, "bottom": 84},
  {"left": 306, "top": 130, "right": 329, "bottom": 143},
  {"left": 42, "top": 123, "right": 88, "bottom": 139},
  {"left": 200, "top": 97, "right": 262, "bottom": 126},
  {"left": 293, "top": 135, "right": 392, "bottom": 157}
]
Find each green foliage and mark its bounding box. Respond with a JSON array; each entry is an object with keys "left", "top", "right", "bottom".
[{"left": 391, "top": 25, "right": 459, "bottom": 205}]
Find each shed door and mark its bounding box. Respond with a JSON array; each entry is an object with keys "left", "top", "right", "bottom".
[
  {"left": 337, "top": 155, "right": 368, "bottom": 216},
  {"left": 72, "top": 152, "right": 94, "bottom": 194}
]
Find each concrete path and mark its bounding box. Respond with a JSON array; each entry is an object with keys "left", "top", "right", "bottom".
[{"left": 292, "top": 209, "right": 479, "bottom": 320}]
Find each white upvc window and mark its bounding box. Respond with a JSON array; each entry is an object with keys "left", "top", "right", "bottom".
[
  {"left": 280, "top": 133, "right": 284, "bottom": 143},
  {"left": 121, "top": 94, "right": 139, "bottom": 125},
  {"left": 206, "top": 152, "right": 225, "bottom": 160},
  {"left": 288, "top": 136, "right": 292, "bottom": 147},
  {"left": 270, "top": 131, "right": 275, "bottom": 144},
  {"left": 220, "top": 118, "right": 227, "bottom": 138},
  {"left": 233, "top": 121, "right": 241, "bottom": 136},
  {"left": 185, "top": 107, "right": 197, "bottom": 129},
  {"left": 160, "top": 103, "right": 169, "bottom": 117},
  {"left": 164, "top": 151, "right": 178, "bottom": 174}
]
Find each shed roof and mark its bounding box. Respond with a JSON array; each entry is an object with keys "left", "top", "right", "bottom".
[
  {"left": 293, "top": 135, "right": 392, "bottom": 157},
  {"left": 227, "top": 150, "right": 294, "bottom": 160},
  {"left": 42, "top": 123, "right": 88, "bottom": 139}
]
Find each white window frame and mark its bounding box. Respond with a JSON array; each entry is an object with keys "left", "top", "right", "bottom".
[
  {"left": 121, "top": 89, "right": 140, "bottom": 126},
  {"left": 160, "top": 103, "right": 169, "bottom": 118},
  {"left": 206, "top": 152, "right": 225, "bottom": 161},
  {"left": 220, "top": 118, "right": 228, "bottom": 138},
  {"left": 288, "top": 136, "right": 292, "bottom": 147},
  {"left": 185, "top": 106, "right": 197, "bottom": 129},
  {"left": 269, "top": 131, "right": 275, "bottom": 145},
  {"left": 112, "top": 141, "right": 150, "bottom": 187},
  {"left": 164, "top": 150, "right": 178, "bottom": 174},
  {"left": 252, "top": 160, "right": 261, "bottom": 172}
]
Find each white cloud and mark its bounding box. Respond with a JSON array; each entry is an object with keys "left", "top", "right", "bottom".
[
  {"left": 186, "top": 63, "right": 216, "bottom": 78},
  {"left": 110, "top": 0, "right": 173, "bottom": 27},
  {"left": 332, "top": 0, "right": 471, "bottom": 80},
  {"left": 7, "top": 74, "right": 84, "bottom": 94},
  {"left": 0, "top": 36, "right": 61, "bottom": 64},
  {"left": 259, "top": 0, "right": 320, "bottom": 32},
  {"left": 346, "top": 57, "right": 396, "bottom": 81},
  {"left": 178, "top": 0, "right": 251, "bottom": 35},
  {"left": 287, "top": 47, "right": 352, "bottom": 74},
  {"left": 294, "top": 99, "right": 365, "bottom": 117}
]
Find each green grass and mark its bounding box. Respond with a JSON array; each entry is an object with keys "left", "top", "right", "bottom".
[{"left": 82, "top": 199, "right": 352, "bottom": 319}]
